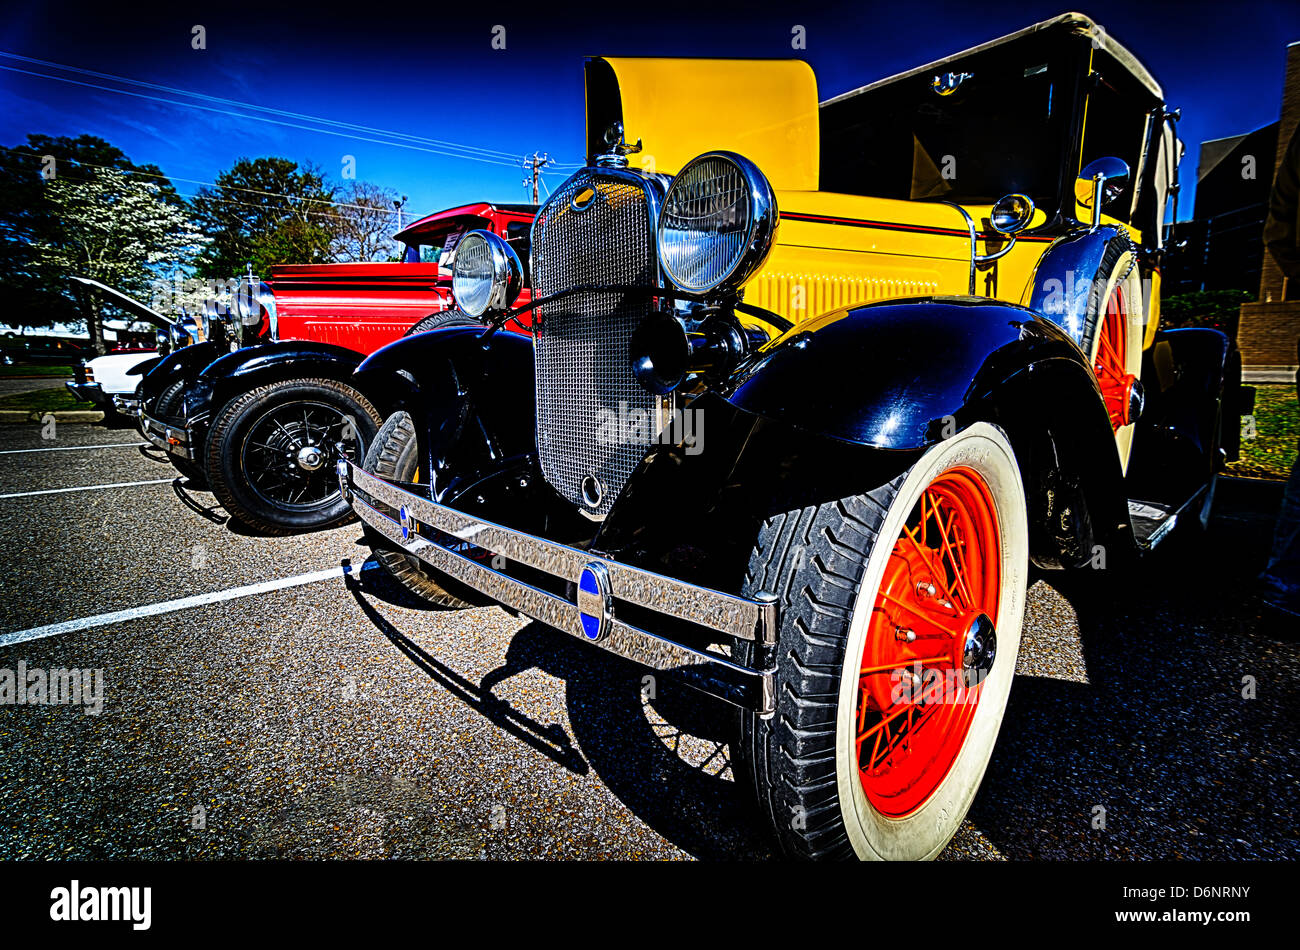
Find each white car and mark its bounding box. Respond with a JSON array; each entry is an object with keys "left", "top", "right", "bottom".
[
  {"left": 64, "top": 278, "right": 195, "bottom": 417},
  {"left": 66, "top": 348, "right": 159, "bottom": 416}
]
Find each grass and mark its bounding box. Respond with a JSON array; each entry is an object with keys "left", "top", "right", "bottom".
[
  {"left": 1229, "top": 383, "right": 1299, "bottom": 480},
  {"left": 0, "top": 387, "right": 87, "bottom": 414},
  {"left": 0, "top": 364, "right": 74, "bottom": 377}
]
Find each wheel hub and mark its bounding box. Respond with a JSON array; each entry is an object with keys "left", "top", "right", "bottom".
[
  {"left": 296, "top": 445, "right": 325, "bottom": 471},
  {"left": 960, "top": 612, "right": 997, "bottom": 688}
]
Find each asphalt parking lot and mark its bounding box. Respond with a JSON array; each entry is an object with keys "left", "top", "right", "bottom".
[{"left": 0, "top": 420, "right": 1295, "bottom": 860}]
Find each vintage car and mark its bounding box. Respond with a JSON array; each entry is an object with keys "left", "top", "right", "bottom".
[
  {"left": 64, "top": 277, "right": 198, "bottom": 419},
  {"left": 338, "top": 14, "right": 1243, "bottom": 859},
  {"left": 136, "top": 201, "right": 535, "bottom": 533}
]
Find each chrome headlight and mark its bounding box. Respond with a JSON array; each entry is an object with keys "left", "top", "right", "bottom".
[
  {"left": 257, "top": 281, "right": 277, "bottom": 339},
  {"left": 451, "top": 230, "right": 523, "bottom": 318},
  {"left": 657, "top": 151, "right": 778, "bottom": 295},
  {"left": 201, "top": 299, "right": 219, "bottom": 343},
  {"left": 234, "top": 278, "right": 259, "bottom": 323}
]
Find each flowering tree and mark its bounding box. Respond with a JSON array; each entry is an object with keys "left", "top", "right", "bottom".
[{"left": 35, "top": 167, "right": 207, "bottom": 353}]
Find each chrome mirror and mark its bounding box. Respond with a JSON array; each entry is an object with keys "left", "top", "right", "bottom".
[
  {"left": 932, "top": 71, "right": 973, "bottom": 96},
  {"left": 990, "top": 194, "right": 1035, "bottom": 234},
  {"left": 1078, "top": 156, "right": 1130, "bottom": 228}
]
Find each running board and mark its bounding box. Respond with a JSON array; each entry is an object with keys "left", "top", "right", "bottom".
[{"left": 1128, "top": 481, "right": 1211, "bottom": 551}]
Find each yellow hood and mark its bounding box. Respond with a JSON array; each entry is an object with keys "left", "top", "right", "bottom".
[{"left": 585, "top": 57, "right": 819, "bottom": 191}]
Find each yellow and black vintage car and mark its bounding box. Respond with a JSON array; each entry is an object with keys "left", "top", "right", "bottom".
[{"left": 339, "top": 14, "right": 1242, "bottom": 859}]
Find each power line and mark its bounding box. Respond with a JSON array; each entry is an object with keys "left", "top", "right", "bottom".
[
  {"left": 0, "top": 50, "right": 561, "bottom": 165},
  {"left": 0, "top": 63, "right": 533, "bottom": 169}
]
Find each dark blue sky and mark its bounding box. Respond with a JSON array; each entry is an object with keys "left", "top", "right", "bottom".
[{"left": 2, "top": 0, "right": 1298, "bottom": 224}]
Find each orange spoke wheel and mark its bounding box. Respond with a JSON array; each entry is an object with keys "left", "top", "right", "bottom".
[
  {"left": 856, "top": 467, "right": 1000, "bottom": 817},
  {"left": 1094, "top": 285, "right": 1138, "bottom": 430}
]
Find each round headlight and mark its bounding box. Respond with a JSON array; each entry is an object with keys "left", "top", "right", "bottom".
[
  {"left": 451, "top": 230, "right": 523, "bottom": 318},
  {"left": 201, "top": 299, "right": 219, "bottom": 343},
  {"left": 657, "top": 151, "right": 778, "bottom": 295},
  {"left": 234, "top": 278, "right": 260, "bottom": 323}
]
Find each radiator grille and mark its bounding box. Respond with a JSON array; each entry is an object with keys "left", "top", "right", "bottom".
[{"left": 531, "top": 170, "right": 660, "bottom": 516}]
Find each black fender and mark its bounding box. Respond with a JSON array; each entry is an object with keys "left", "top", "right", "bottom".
[
  {"left": 354, "top": 327, "right": 544, "bottom": 514},
  {"left": 184, "top": 340, "right": 369, "bottom": 425},
  {"left": 1023, "top": 225, "right": 1138, "bottom": 345},
  {"left": 595, "top": 297, "right": 1131, "bottom": 580},
  {"left": 138, "top": 342, "right": 220, "bottom": 406},
  {"left": 1126, "top": 327, "right": 1231, "bottom": 506}
]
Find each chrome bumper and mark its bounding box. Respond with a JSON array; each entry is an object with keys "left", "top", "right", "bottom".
[
  {"left": 339, "top": 459, "right": 778, "bottom": 715},
  {"left": 112, "top": 393, "right": 142, "bottom": 414},
  {"left": 64, "top": 381, "right": 106, "bottom": 405},
  {"left": 140, "top": 409, "right": 193, "bottom": 460}
]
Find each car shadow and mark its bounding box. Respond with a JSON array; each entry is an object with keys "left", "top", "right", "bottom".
[
  {"left": 170, "top": 477, "right": 228, "bottom": 525},
  {"left": 965, "top": 482, "right": 1298, "bottom": 859},
  {"left": 346, "top": 563, "right": 772, "bottom": 859},
  {"left": 339, "top": 480, "right": 1294, "bottom": 861}
]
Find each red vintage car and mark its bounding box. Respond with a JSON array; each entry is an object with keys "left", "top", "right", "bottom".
[
  {"left": 135, "top": 201, "right": 535, "bottom": 533},
  {"left": 267, "top": 202, "right": 536, "bottom": 347}
]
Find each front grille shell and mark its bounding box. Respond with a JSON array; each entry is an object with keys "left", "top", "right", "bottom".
[{"left": 530, "top": 168, "right": 667, "bottom": 517}]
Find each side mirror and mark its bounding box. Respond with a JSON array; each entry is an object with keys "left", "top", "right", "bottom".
[
  {"left": 990, "top": 193, "right": 1035, "bottom": 235},
  {"left": 1077, "top": 156, "right": 1130, "bottom": 228}
]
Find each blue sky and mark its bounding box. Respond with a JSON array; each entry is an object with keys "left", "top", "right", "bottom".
[{"left": 2, "top": 0, "right": 1298, "bottom": 224}]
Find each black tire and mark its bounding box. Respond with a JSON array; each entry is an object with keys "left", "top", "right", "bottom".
[
  {"left": 152, "top": 378, "right": 208, "bottom": 486},
  {"left": 363, "top": 410, "right": 484, "bottom": 608},
  {"left": 402, "top": 308, "right": 483, "bottom": 337},
  {"left": 734, "top": 423, "right": 1029, "bottom": 860},
  {"left": 205, "top": 377, "right": 382, "bottom": 535}
]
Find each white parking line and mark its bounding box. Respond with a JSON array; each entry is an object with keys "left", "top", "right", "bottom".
[
  {"left": 0, "top": 560, "right": 378, "bottom": 648},
  {"left": 0, "top": 442, "right": 147, "bottom": 455},
  {"left": 0, "top": 478, "right": 174, "bottom": 500}
]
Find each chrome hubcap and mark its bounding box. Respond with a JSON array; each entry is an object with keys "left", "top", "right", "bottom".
[
  {"left": 296, "top": 445, "right": 325, "bottom": 471},
  {"left": 962, "top": 612, "right": 997, "bottom": 688}
]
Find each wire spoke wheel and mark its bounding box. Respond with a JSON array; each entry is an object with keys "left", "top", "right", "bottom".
[
  {"left": 1094, "top": 285, "right": 1139, "bottom": 431},
  {"left": 855, "top": 468, "right": 1000, "bottom": 818},
  {"left": 735, "top": 422, "right": 1027, "bottom": 860},
  {"left": 240, "top": 400, "right": 356, "bottom": 511}
]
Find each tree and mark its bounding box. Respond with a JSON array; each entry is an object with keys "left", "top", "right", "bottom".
[
  {"left": 190, "top": 157, "right": 335, "bottom": 277},
  {"left": 330, "top": 181, "right": 401, "bottom": 262},
  {"left": 34, "top": 167, "right": 207, "bottom": 353},
  {"left": 0, "top": 134, "right": 182, "bottom": 332}
]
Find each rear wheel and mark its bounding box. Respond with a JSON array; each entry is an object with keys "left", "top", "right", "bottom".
[
  {"left": 363, "top": 410, "right": 484, "bottom": 608},
  {"left": 205, "top": 377, "right": 381, "bottom": 534},
  {"left": 735, "top": 422, "right": 1028, "bottom": 860},
  {"left": 153, "top": 378, "right": 207, "bottom": 486}
]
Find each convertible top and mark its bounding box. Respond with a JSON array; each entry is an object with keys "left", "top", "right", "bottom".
[{"left": 822, "top": 12, "right": 1163, "bottom": 106}]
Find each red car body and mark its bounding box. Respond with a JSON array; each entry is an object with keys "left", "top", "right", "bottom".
[{"left": 265, "top": 201, "right": 536, "bottom": 350}]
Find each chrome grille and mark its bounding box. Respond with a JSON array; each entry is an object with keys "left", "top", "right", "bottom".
[{"left": 531, "top": 169, "right": 661, "bottom": 516}]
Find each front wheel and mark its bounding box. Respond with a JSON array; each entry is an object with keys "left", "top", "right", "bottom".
[
  {"left": 735, "top": 422, "right": 1029, "bottom": 860},
  {"left": 205, "top": 377, "right": 382, "bottom": 535},
  {"left": 362, "top": 411, "right": 485, "bottom": 608},
  {"left": 152, "top": 378, "right": 208, "bottom": 486}
]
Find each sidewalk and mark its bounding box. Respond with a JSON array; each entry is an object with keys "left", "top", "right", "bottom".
[{"left": 1244, "top": 365, "right": 1299, "bottom": 384}]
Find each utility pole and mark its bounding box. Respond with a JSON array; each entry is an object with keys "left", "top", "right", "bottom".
[
  {"left": 393, "top": 194, "right": 408, "bottom": 232},
  {"left": 522, "top": 152, "right": 552, "bottom": 204}
]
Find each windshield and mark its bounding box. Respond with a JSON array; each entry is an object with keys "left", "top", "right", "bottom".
[
  {"left": 403, "top": 225, "right": 465, "bottom": 271},
  {"left": 821, "top": 37, "right": 1074, "bottom": 209}
]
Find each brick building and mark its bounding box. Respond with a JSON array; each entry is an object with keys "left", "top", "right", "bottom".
[
  {"left": 1163, "top": 124, "right": 1276, "bottom": 298},
  {"left": 1238, "top": 41, "right": 1300, "bottom": 367}
]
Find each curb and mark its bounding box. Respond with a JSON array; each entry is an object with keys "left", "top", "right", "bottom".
[{"left": 0, "top": 410, "right": 105, "bottom": 424}]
